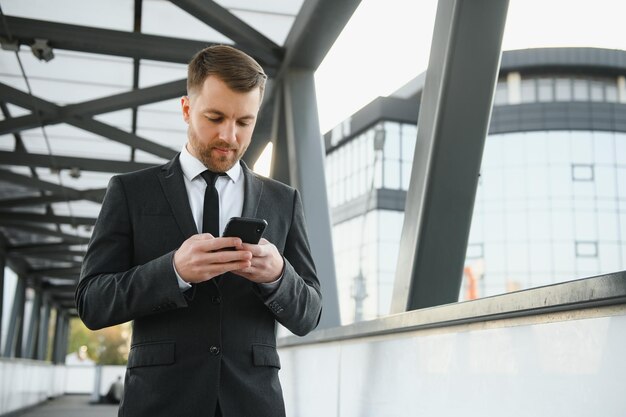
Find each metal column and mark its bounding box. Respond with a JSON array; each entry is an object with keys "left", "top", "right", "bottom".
[
  {"left": 51, "top": 308, "right": 62, "bottom": 363},
  {"left": 37, "top": 296, "right": 51, "bottom": 360},
  {"left": 57, "top": 314, "right": 69, "bottom": 364},
  {"left": 0, "top": 249, "right": 5, "bottom": 355},
  {"left": 269, "top": 85, "right": 291, "bottom": 185},
  {"left": 281, "top": 70, "right": 340, "bottom": 328},
  {"left": 3, "top": 275, "right": 26, "bottom": 357},
  {"left": 391, "top": 0, "right": 510, "bottom": 313},
  {"left": 25, "top": 288, "right": 42, "bottom": 359}
]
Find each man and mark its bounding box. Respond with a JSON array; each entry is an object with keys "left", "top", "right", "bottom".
[{"left": 76, "top": 45, "right": 322, "bottom": 417}]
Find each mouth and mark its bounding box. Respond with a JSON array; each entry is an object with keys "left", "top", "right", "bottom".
[{"left": 212, "top": 147, "right": 235, "bottom": 156}]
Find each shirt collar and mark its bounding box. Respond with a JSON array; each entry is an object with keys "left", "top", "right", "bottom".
[{"left": 180, "top": 143, "right": 242, "bottom": 183}]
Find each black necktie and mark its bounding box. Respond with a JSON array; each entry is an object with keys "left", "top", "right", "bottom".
[{"left": 200, "top": 170, "right": 221, "bottom": 237}]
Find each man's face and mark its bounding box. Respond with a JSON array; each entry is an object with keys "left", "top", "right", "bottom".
[{"left": 181, "top": 76, "right": 261, "bottom": 172}]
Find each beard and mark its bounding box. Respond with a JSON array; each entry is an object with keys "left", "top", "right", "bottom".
[{"left": 187, "top": 124, "right": 248, "bottom": 173}]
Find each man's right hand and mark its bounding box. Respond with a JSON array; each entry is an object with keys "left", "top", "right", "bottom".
[{"left": 174, "top": 234, "right": 252, "bottom": 283}]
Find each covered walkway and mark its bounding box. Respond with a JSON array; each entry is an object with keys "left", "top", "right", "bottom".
[
  {"left": 12, "top": 396, "right": 116, "bottom": 417},
  {"left": 2, "top": 0, "right": 626, "bottom": 416}
]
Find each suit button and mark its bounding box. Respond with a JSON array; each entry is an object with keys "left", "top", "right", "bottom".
[
  {"left": 209, "top": 346, "right": 221, "bottom": 356},
  {"left": 212, "top": 296, "right": 221, "bottom": 304}
]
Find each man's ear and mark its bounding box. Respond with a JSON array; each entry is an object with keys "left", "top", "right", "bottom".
[{"left": 181, "top": 95, "right": 191, "bottom": 123}]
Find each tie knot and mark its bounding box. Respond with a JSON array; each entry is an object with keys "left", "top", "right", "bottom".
[{"left": 200, "top": 170, "right": 225, "bottom": 187}]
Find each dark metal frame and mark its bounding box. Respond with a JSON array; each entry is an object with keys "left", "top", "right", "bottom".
[
  {"left": 0, "top": 0, "right": 357, "bottom": 355},
  {"left": 390, "top": 0, "right": 510, "bottom": 313}
]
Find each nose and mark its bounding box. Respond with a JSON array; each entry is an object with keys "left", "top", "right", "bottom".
[{"left": 218, "top": 121, "right": 237, "bottom": 143}]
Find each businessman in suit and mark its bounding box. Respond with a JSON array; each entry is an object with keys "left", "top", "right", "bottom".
[{"left": 76, "top": 45, "right": 322, "bottom": 417}]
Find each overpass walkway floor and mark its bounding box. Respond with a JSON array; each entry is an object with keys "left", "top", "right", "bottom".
[{"left": 13, "top": 395, "right": 117, "bottom": 417}]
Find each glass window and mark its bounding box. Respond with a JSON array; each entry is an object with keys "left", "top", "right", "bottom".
[
  {"left": 575, "top": 241, "right": 598, "bottom": 258},
  {"left": 592, "top": 131, "right": 615, "bottom": 165},
  {"left": 555, "top": 78, "right": 572, "bottom": 101},
  {"left": 466, "top": 243, "right": 484, "bottom": 259},
  {"left": 506, "top": 243, "right": 529, "bottom": 273},
  {"left": 383, "top": 122, "right": 401, "bottom": 160},
  {"left": 574, "top": 211, "right": 596, "bottom": 240},
  {"left": 520, "top": 78, "right": 536, "bottom": 103},
  {"left": 401, "top": 124, "right": 417, "bottom": 161},
  {"left": 570, "top": 131, "right": 593, "bottom": 164},
  {"left": 537, "top": 78, "right": 554, "bottom": 102},
  {"left": 401, "top": 162, "right": 412, "bottom": 190},
  {"left": 605, "top": 83, "right": 618, "bottom": 102},
  {"left": 547, "top": 130, "right": 570, "bottom": 164},
  {"left": 572, "top": 79, "right": 589, "bottom": 101},
  {"left": 551, "top": 210, "right": 574, "bottom": 241},
  {"left": 494, "top": 81, "right": 508, "bottom": 105},
  {"left": 597, "top": 212, "right": 618, "bottom": 241},
  {"left": 617, "top": 133, "right": 626, "bottom": 164},
  {"left": 593, "top": 166, "right": 626, "bottom": 198},
  {"left": 374, "top": 156, "right": 383, "bottom": 189},
  {"left": 383, "top": 158, "right": 401, "bottom": 189},
  {"left": 590, "top": 81, "right": 604, "bottom": 102},
  {"left": 528, "top": 211, "right": 551, "bottom": 241},
  {"left": 571, "top": 164, "right": 594, "bottom": 181},
  {"left": 598, "top": 243, "right": 621, "bottom": 273},
  {"left": 553, "top": 242, "right": 575, "bottom": 273},
  {"left": 526, "top": 166, "right": 549, "bottom": 199}
]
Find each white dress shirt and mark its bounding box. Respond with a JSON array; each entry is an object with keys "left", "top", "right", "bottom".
[
  {"left": 174, "top": 144, "right": 280, "bottom": 290},
  {"left": 179, "top": 143, "right": 245, "bottom": 236}
]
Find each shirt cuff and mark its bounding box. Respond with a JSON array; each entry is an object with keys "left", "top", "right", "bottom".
[
  {"left": 173, "top": 258, "right": 192, "bottom": 291},
  {"left": 257, "top": 256, "right": 286, "bottom": 292},
  {"left": 258, "top": 275, "right": 282, "bottom": 290}
]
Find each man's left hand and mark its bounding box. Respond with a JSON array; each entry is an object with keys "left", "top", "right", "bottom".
[{"left": 233, "top": 238, "right": 284, "bottom": 283}]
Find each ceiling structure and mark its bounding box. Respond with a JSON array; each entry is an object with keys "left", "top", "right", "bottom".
[{"left": 0, "top": 0, "right": 361, "bottom": 317}]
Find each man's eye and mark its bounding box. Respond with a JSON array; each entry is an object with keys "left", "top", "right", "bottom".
[
  {"left": 207, "top": 117, "right": 222, "bottom": 123},
  {"left": 237, "top": 121, "right": 250, "bottom": 127}
]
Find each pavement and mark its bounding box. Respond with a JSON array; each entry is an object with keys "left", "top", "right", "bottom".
[{"left": 13, "top": 395, "right": 117, "bottom": 417}]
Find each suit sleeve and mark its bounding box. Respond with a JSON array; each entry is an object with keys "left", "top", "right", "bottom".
[
  {"left": 75, "top": 176, "right": 187, "bottom": 330},
  {"left": 255, "top": 189, "right": 323, "bottom": 336}
]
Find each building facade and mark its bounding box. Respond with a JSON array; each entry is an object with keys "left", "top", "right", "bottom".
[{"left": 325, "top": 48, "right": 626, "bottom": 324}]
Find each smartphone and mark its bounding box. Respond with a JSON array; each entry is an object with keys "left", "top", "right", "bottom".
[{"left": 222, "top": 217, "right": 268, "bottom": 244}]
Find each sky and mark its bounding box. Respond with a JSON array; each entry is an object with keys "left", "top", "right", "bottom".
[{"left": 314, "top": 0, "right": 626, "bottom": 134}]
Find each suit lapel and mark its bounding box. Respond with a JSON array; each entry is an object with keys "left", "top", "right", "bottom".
[
  {"left": 158, "top": 154, "right": 198, "bottom": 239},
  {"left": 241, "top": 161, "right": 263, "bottom": 219}
]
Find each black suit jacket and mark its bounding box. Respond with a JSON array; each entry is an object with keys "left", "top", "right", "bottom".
[{"left": 76, "top": 155, "right": 322, "bottom": 417}]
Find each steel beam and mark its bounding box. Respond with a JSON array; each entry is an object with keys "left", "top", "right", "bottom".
[
  {"left": 282, "top": 70, "right": 340, "bottom": 328},
  {"left": 23, "top": 251, "right": 84, "bottom": 263},
  {"left": 169, "top": 0, "right": 282, "bottom": 68},
  {"left": 0, "top": 83, "right": 177, "bottom": 160},
  {"left": 3, "top": 275, "right": 26, "bottom": 357},
  {"left": 71, "top": 117, "right": 177, "bottom": 159},
  {"left": 0, "top": 212, "right": 96, "bottom": 226},
  {"left": 8, "top": 243, "right": 83, "bottom": 255},
  {"left": 0, "top": 190, "right": 106, "bottom": 209},
  {"left": 0, "top": 168, "right": 103, "bottom": 204},
  {"left": 1, "top": 16, "right": 215, "bottom": 64},
  {"left": 0, "top": 79, "right": 187, "bottom": 136},
  {"left": 0, "top": 221, "right": 90, "bottom": 244},
  {"left": 0, "top": 151, "right": 155, "bottom": 174},
  {"left": 31, "top": 266, "right": 81, "bottom": 278},
  {"left": 281, "top": 0, "right": 362, "bottom": 70},
  {"left": 390, "top": 0, "right": 509, "bottom": 313}
]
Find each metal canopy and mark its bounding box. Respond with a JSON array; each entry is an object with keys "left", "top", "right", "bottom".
[{"left": 0, "top": 0, "right": 358, "bottom": 325}]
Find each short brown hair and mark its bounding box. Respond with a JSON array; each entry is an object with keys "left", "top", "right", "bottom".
[{"left": 187, "top": 45, "right": 267, "bottom": 101}]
